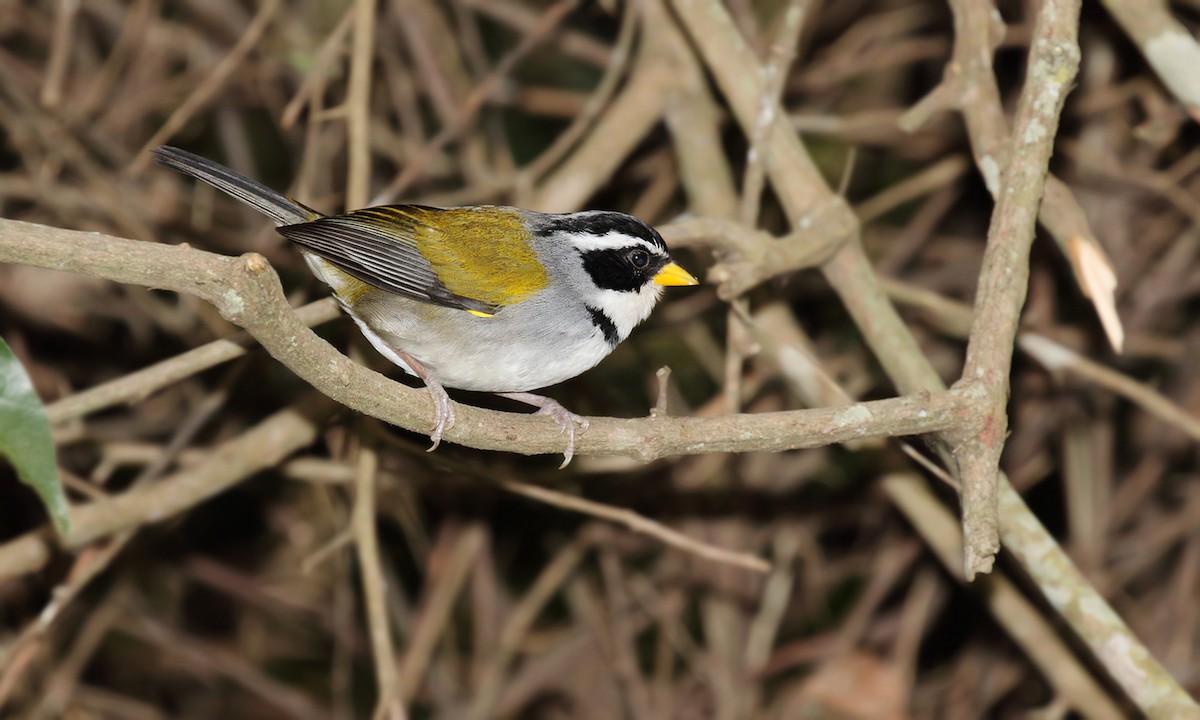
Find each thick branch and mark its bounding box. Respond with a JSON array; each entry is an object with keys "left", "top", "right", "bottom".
[
  {"left": 0, "top": 219, "right": 965, "bottom": 461},
  {"left": 996, "top": 481, "right": 1200, "bottom": 718},
  {"left": 952, "top": 0, "right": 1081, "bottom": 578}
]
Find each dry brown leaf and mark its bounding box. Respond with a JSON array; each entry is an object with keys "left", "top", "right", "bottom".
[{"left": 778, "top": 651, "right": 910, "bottom": 720}]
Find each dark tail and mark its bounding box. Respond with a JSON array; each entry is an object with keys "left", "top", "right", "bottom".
[{"left": 152, "top": 146, "right": 320, "bottom": 226}]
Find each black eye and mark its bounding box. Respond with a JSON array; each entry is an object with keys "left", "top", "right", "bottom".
[{"left": 628, "top": 249, "right": 649, "bottom": 269}]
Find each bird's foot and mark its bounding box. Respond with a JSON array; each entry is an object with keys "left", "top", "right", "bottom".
[
  {"left": 425, "top": 380, "right": 456, "bottom": 451},
  {"left": 396, "top": 350, "right": 455, "bottom": 451},
  {"left": 498, "top": 392, "right": 589, "bottom": 468}
]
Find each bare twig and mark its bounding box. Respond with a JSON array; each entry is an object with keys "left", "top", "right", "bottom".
[
  {"left": 281, "top": 8, "right": 355, "bottom": 129},
  {"left": 899, "top": 0, "right": 1122, "bottom": 352},
  {"left": 345, "top": 0, "right": 378, "bottom": 209},
  {"left": 517, "top": 0, "right": 639, "bottom": 185},
  {"left": 462, "top": 535, "right": 591, "bottom": 720},
  {"left": 996, "top": 480, "right": 1200, "bottom": 717},
  {"left": 528, "top": 23, "right": 674, "bottom": 212},
  {"left": 0, "top": 396, "right": 334, "bottom": 578},
  {"left": 130, "top": 0, "right": 283, "bottom": 173},
  {"left": 883, "top": 279, "right": 1200, "bottom": 445},
  {"left": 351, "top": 444, "right": 407, "bottom": 720},
  {"left": 498, "top": 480, "right": 770, "bottom": 573},
  {"left": 40, "top": 0, "right": 80, "bottom": 108},
  {"left": 378, "top": 0, "right": 579, "bottom": 202},
  {"left": 45, "top": 299, "right": 340, "bottom": 424},
  {"left": 397, "top": 526, "right": 484, "bottom": 701},
  {"left": 1019, "top": 334, "right": 1200, "bottom": 443}
]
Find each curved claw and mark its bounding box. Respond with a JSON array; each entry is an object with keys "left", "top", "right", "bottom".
[
  {"left": 553, "top": 412, "right": 592, "bottom": 468},
  {"left": 535, "top": 404, "right": 588, "bottom": 468},
  {"left": 557, "top": 426, "right": 578, "bottom": 469},
  {"left": 425, "top": 386, "right": 456, "bottom": 452},
  {"left": 496, "top": 392, "right": 590, "bottom": 467},
  {"left": 427, "top": 398, "right": 453, "bottom": 451}
]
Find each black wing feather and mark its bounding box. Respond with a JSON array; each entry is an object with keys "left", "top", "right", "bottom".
[{"left": 278, "top": 211, "right": 498, "bottom": 315}]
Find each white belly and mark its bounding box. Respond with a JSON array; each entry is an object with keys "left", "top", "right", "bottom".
[{"left": 346, "top": 291, "right": 615, "bottom": 392}]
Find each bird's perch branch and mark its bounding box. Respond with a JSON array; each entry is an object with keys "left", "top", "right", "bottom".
[{"left": 0, "top": 219, "right": 968, "bottom": 460}]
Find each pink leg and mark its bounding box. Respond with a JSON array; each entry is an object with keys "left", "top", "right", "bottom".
[
  {"left": 397, "top": 350, "right": 454, "bottom": 451},
  {"left": 498, "top": 392, "right": 589, "bottom": 468}
]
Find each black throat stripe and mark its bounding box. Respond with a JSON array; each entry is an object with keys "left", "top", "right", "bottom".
[{"left": 586, "top": 306, "right": 620, "bottom": 348}]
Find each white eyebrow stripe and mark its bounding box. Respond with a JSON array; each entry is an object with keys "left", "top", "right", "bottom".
[{"left": 567, "top": 231, "right": 665, "bottom": 253}]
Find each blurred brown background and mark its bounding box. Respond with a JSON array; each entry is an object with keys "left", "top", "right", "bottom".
[{"left": 2, "top": 0, "right": 1200, "bottom": 717}]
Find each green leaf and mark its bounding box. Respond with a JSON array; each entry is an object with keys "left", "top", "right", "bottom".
[{"left": 0, "top": 335, "right": 70, "bottom": 536}]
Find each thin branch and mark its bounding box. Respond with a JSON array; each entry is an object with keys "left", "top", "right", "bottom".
[
  {"left": 1019, "top": 335, "right": 1200, "bottom": 442},
  {"left": 351, "top": 444, "right": 407, "bottom": 720},
  {"left": 996, "top": 480, "right": 1200, "bottom": 717},
  {"left": 498, "top": 480, "right": 770, "bottom": 573},
  {"left": 0, "top": 396, "right": 334, "bottom": 579},
  {"left": 378, "top": 0, "right": 579, "bottom": 203},
  {"left": 396, "top": 526, "right": 484, "bottom": 701},
  {"left": 281, "top": 8, "right": 355, "bottom": 129},
  {"left": 40, "top": 0, "right": 80, "bottom": 108},
  {"left": 527, "top": 24, "right": 675, "bottom": 212},
  {"left": 652, "top": 0, "right": 740, "bottom": 220},
  {"left": 517, "top": 0, "right": 639, "bottom": 185},
  {"left": 45, "top": 299, "right": 340, "bottom": 424},
  {"left": 345, "top": 0, "right": 378, "bottom": 209},
  {"left": 130, "top": 0, "right": 283, "bottom": 173},
  {"left": 461, "top": 535, "right": 591, "bottom": 720},
  {"left": 884, "top": 278, "right": 1200, "bottom": 445},
  {"left": 661, "top": 218, "right": 842, "bottom": 299}
]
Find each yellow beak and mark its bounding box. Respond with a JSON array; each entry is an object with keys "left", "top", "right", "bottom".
[{"left": 653, "top": 262, "right": 699, "bottom": 287}]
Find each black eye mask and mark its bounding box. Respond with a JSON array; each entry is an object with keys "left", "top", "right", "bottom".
[{"left": 578, "top": 247, "right": 668, "bottom": 293}]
